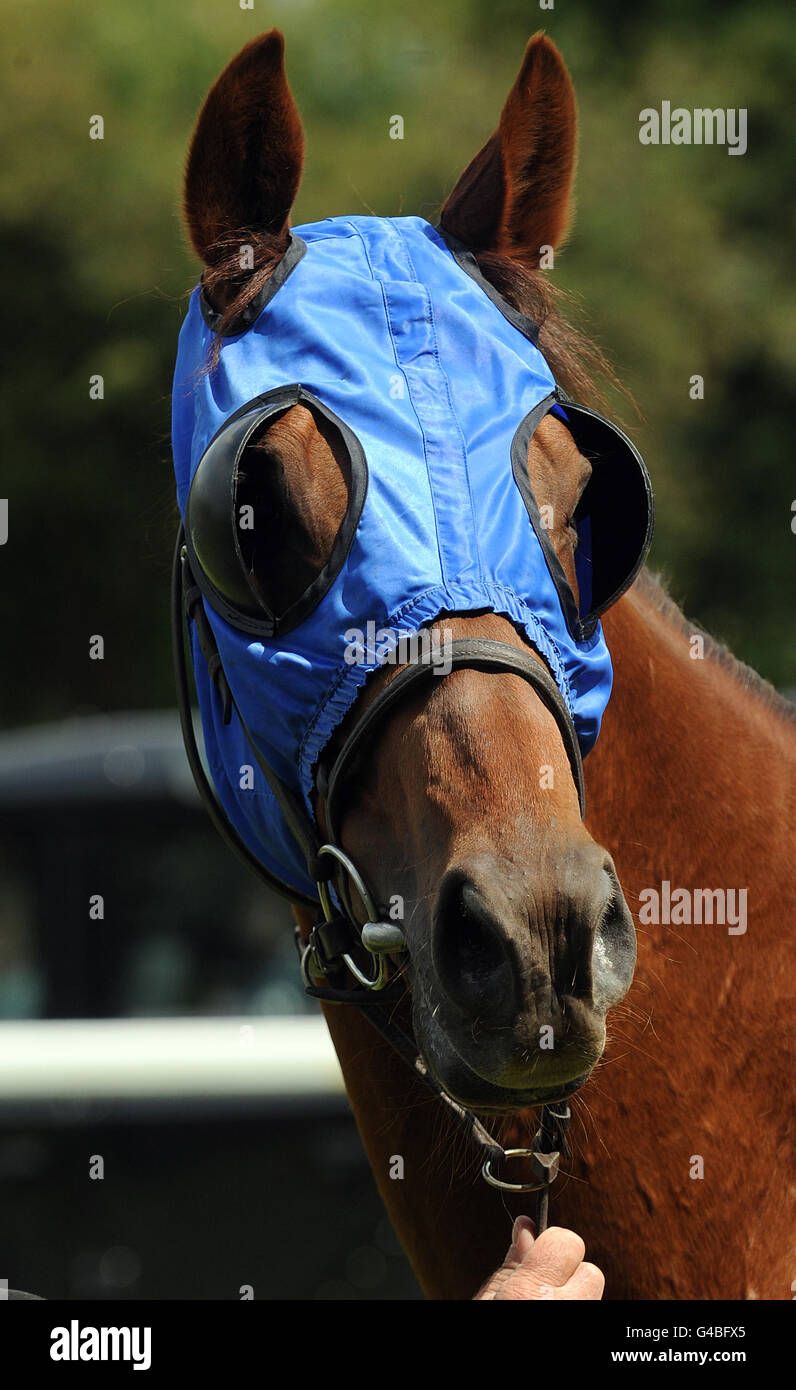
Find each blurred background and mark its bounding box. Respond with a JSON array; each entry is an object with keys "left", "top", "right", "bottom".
[{"left": 0, "top": 0, "right": 793, "bottom": 1299}]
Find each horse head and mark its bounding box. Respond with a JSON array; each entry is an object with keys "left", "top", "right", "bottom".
[{"left": 176, "top": 30, "right": 649, "bottom": 1113}]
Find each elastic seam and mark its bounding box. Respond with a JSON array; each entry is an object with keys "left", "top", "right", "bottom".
[{"left": 296, "top": 580, "right": 574, "bottom": 803}]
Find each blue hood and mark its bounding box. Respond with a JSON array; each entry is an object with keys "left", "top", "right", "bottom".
[{"left": 172, "top": 215, "right": 651, "bottom": 900}]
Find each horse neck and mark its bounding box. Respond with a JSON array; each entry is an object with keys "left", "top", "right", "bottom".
[
  {"left": 294, "top": 579, "right": 794, "bottom": 1298},
  {"left": 589, "top": 575, "right": 795, "bottom": 950}
]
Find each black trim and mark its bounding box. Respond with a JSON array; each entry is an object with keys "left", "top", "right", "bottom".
[
  {"left": 555, "top": 398, "right": 655, "bottom": 624},
  {"left": 433, "top": 222, "right": 654, "bottom": 633},
  {"left": 171, "top": 528, "right": 320, "bottom": 910},
  {"left": 510, "top": 393, "right": 589, "bottom": 642},
  {"left": 434, "top": 224, "right": 542, "bottom": 348},
  {"left": 512, "top": 389, "right": 655, "bottom": 639},
  {"left": 185, "top": 385, "right": 368, "bottom": 640},
  {"left": 198, "top": 233, "right": 308, "bottom": 335},
  {"left": 325, "top": 638, "right": 586, "bottom": 839}
]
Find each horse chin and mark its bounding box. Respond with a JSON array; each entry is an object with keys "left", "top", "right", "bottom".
[
  {"left": 412, "top": 1005, "right": 593, "bottom": 1114},
  {"left": 464, "top": 1075, "right": 588, "bottom": 1115}
]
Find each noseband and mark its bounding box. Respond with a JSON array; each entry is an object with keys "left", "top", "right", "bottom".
[{"left": 174, "top": 533, "right": 575, "bottom": 1222}]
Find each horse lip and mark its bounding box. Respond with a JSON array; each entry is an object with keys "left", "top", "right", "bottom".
[
  {"left": 471, "top": 1076, "right": 588, "bottom": 1112},
  {"left": 416, "top": 1004, "right": 591, "bottom": 1110}
]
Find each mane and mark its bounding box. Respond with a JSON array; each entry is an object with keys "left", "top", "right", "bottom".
[
  {"left": 200, "top": 228, "right": 636, "bottom": 412},
  {"left": 635, "top": 568, "right": 795, "bottom": 724},
  {"left": 472, "top": 248, "right": 635, "bottom": 422},
  {"left": 486, "top": 250, "right": 794, "bottom": 726},
  {"left": 200, "top": 229, "right": 288, "bottom": 370}
]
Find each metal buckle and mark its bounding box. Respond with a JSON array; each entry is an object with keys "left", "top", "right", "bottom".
[
  {"left": 482, "top": 1104, "right": 570, "bottom": 1193},
  {"left": 314, "top": 844, "right": 404, "bottom": 992},
  {"left": 481, "top": 1147, "right": 561, "bottom": 1193},
  {"left": 299, "top": 938, "right": 326, "bottom": 991}
]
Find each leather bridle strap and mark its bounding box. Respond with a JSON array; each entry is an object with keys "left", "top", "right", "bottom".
[
  {"left": 323, "top": 636, "right": 586, "bottom": 851},
  {"left": 177, "top": 529, "right": 586, "bottom": 907},
  {"left": 308, "top": 636, "right": 582, "bottom": 1214},
  {"left": 355, "top": 993, "right": 571, "bottom": 1212},
  {"left": 173, "top": 529, "right": 330, "bottom": 903},
  {"left": 176, "top": 532, "right": 580, "bottom": 1217}
]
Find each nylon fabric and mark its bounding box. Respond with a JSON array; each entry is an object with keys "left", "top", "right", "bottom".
[{"left": 171, "top": 215, "right": 617, "bottom": 899}]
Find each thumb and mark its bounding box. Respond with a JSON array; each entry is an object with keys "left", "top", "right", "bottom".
[{"left": 473, "top": 1216, "right": 536, "bottom": 1300}]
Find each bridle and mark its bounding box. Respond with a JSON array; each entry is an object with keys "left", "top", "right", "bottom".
[{"left": 173, "top": 528, "right": 576, "bottom": 1227}]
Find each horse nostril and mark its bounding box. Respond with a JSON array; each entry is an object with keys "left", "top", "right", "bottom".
[
  {"left": 590, "top": 862, "right": 637, "bottom": 1010},
  {"left": 432, "top": 876, "right": 516, "bottom": 1020}
]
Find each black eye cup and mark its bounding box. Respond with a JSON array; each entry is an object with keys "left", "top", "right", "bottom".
[
  {"left": 512, "top": 395, "right": 654, "bottom": 639},
  {"left": 184, "top": 384, "right": 368, "bottom": 639},
  {"left": 561, "top": 401, "right": 654, "bottom": 626}
]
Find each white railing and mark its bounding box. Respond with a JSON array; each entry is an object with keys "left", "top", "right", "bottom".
[{"left": 0, "top": 1016, "right": 344, "bottom": 1102}]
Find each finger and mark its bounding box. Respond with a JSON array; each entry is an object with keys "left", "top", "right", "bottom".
[
  {"left": 519, "top": 1226, "right": 586, "bottom": 1286},
  {"left": 492, "top": 1256, "right": 605, "bottom": 1303},
  {"left": 507, "top": 1214, "right": 536, "bottom": 1262},
  {"left": 555, "top": 1261, "right": 605, "bottom": 1301},
  {"left": 474, "top": 1266, "right": 513, "bottom": 1300},
  {"left": 473, "top": 1216, "right": 536, "bottom": 1299}
]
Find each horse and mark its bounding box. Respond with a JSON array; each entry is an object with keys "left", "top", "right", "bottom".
[{"left": 176, "top": 29, "right": 795, "bottom": 1300}]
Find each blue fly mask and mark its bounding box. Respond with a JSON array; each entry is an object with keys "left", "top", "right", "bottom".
[{"left": 171, "top": 215, "right": 653, "bottom": 905}]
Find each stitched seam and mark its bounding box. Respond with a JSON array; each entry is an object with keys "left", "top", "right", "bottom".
[
  {"left": 392, "top": 221, "right": 484, "bottom": 590},
  {"left": 354, "top": 218, "right": 450, "bottom": 594}
]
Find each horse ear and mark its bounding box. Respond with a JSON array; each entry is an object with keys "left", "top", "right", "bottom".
[
  {"left": 439, "top": 33, "right": 577, "bottom": 264},
  {"left": 183, "top": 29, "right": 304, "bottom": 270}
]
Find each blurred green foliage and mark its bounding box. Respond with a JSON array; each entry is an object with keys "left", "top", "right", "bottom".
[{"left": 1, "top": 0, "right": 794, "bottom": 724}]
